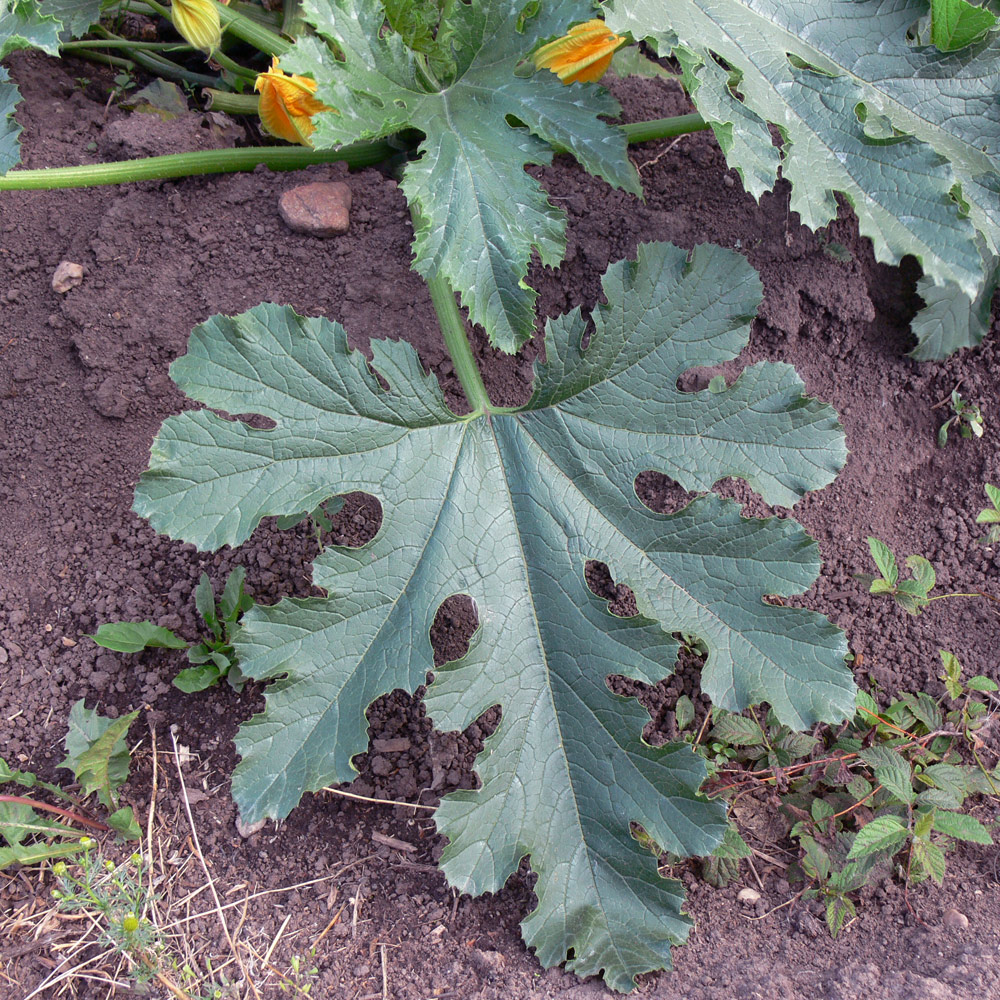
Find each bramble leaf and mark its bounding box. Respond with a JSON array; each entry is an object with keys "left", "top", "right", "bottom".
[
  {"left": 932, "top": 810, "right": 993, "bottom": 844},
  {"left": 847, "top": 815, "right": 909, "bottom": 859},
  {"left": 867, "top": 537, "right": 898, "bottom": 588},
  {"left": 134, "top": 242, "right": 851, "bottom": 990},
  {"left": 282, "top": 0, "right": 640, "bottom": 353},
  {"left": 607, "top": 0, "right": 999, "bottom": 357}
]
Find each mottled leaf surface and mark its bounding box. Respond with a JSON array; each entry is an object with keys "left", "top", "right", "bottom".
[
  {"left": 283, "top": 0, "right": 639, "bottom": 353},
  {"left": 135, "top": 243, "right": 851, "bottom": 990}
]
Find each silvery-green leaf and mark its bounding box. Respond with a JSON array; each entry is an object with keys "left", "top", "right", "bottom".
[{"left": 135, "top": 243, "right": 851, "bottom": 990}]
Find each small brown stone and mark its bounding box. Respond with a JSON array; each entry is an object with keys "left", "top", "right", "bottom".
[
  {"left": 278, "top": 181, "right": 352, "bottom": 237},
  {"left": 52, "top": 261, "right": 84, "bottom": 293},
  {"left": 942, "top": 907, "right": 970, "bottom": 932}
]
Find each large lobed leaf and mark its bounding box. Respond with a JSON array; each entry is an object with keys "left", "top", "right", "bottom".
[
  {"left": 135, "top": 243, "right": 852, "bottom": 990},
  {"left": 608, "top": 0, "right": 1000, "bottom": 358},
  {"left": 282, "top": 0, "right": 640, "bottom": 354}
]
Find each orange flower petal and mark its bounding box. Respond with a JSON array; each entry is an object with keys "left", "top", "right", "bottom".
[
  {"left": 254, "top": 58, "right": 333, "bottom": 146},
  {"left": 533, "top": 19, "right": 624, "bottom": 84}
]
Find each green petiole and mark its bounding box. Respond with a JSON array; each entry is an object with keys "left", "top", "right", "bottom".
[
  {"left": 0, "top": 113, "right": 707, "bottom": 190},
  {"left": 0, "top": 143, "right": 397, "bottom": 190}
]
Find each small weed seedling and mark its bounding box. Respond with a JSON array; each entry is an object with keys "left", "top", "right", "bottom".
[
  {"left": 89, "top": 566, "right": 254, "bottom": 693},
  {"left": 976, "top": 483, "right": 1000, "bottom": 545},
  {"left": 862, "top": 535, "right": 1000, "bottom": 615},
  {"left": 862, "top": 537, "right": 937, "bottom": 614},
  {"left": 50, "top": 845, "right": 159, "bottom": 980},
  {"left": 677, "top": 670, "right": 998, "bottom": 936},
  {"left": 0, "top": 701, "right": 140, "bottom": 868},
  {"left": 937, "top": 388, "right": 985, "bottom": 448}
]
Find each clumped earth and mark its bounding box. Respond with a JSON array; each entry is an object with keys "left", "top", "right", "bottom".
[{"left": 2, "top": 51, "right": 999, "bottom": 1000}]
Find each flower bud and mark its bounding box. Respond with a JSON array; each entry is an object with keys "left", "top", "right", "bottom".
[
  {"left": 122, "top": 914, "right": 140, "bottom": 934},
  {"left": 533, "top": 19, "right": 625, "bottom": 85},
  {"left": 254, "top": 58, "right": 334, "bottom": 147},
  {"left": 171, "top": 0, "right": 222, "bottom": 55}
]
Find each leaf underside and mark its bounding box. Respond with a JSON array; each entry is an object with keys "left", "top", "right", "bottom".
[
  {"left": 283, "top": 0, "right": 640, "bottom": 354},
  {"left": 608, "top": 0, "right": 1000, "bottom": 358},
  {"left": 134, "top": 242, "right": 852, "bottom": 990}
]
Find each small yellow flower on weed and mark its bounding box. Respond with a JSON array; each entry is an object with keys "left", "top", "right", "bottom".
[
  {"left": 170, "top": 0, "right": 222, "bottom": 55},
  {"left": 254, "top": 58, "right": 334, "bottom": 146},
  {"left": 532, "top": 19, "right": 626, "bottom": 85},
  {"left": 122, "top": 914, "right": 140, "bottom": 934}
]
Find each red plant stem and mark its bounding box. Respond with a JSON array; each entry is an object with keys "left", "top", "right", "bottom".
[{"left": 0, "top": 795, "right": 110, "bottom": 832}]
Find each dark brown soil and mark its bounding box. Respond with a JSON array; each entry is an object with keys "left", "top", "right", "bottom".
[{"left": 2, "top": 51, "right": 999, "bottom": 1000}]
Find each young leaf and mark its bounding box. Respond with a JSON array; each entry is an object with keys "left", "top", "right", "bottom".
[
  {"left": 847, "top": 815, "right": 909, "bottom": 860},
  {"left": 859, "top": 746, "right": 914, "bottom": 805},
  {"left": 87, "top": 622, "right": 188, "bottom": 654},
  {"left": 799, "top": 834, "right": 831, "bottom": 880},
  {"left": 930, "top": 0, "right": 998, "bottom": 52},
  {"left": 194, "top": 573, "right": 221, "bottom": 640},
  {"left": 909, "top": 836, "right": 947, "bottom": 885},
  {"left": 932, "top": 810, "right": 993, "bottom": 844},
  {"left": 913, "top": 808, "right": 935, "bottom": 841},
  {"left": 674, "top": 694, "right": 695, "bottom": 732},
  {"left": 967, "top": 675, "right": 999, "bottom": 692},
  {"left": 60, "top": 701, "right": 139, "bottom": 811},
  {"left": 281, "top": 0, "right": 640, "bottom": 353},
  {"left": 106, "top": 806, "right": 142, "bottom": 841},
  {"left": 867, "top": 537, "right": 898, "bottom": 588},
  {"left": 133, "top": 243, "right": 851, "bottom": 990},
  {"left": 939, "top": 649, "right": 964, "bottom": 699},
  {"left": 825, "top": 894, "right": 855, "bottom": 937},
  {"left": 606, "top": 0, "right": 1000, "bottom": 358},
  {"left": 173, "top": 663, "right": 224, "bottom": 692},
  {"left": 709, "top": 712, "right": 765, "bottom": 747},
  {"left": 904, "top": 554, "right": 936, "bottom": 596},
  {"left": 219, "top": 566, "right": 249, "bottom": 622}
]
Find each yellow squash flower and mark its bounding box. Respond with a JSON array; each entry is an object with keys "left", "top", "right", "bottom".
[
  {"left": 532, "top": 19, "right": 626, "bottom": 85},
  {"left": 170, "top": 0, "right": 222, "bottom": 55},
  {"left": 254, "top": 58, "right": 334, "bottom": 146}
]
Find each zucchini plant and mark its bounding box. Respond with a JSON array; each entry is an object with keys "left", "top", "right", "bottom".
[
  {"left": 135, "top": 240, "right": 852, "bottom": 989},
  {"left": 5, "top": 0, "right": 999, "bottom": 990}
]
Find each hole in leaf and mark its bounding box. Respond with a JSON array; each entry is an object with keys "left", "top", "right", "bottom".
[
  {"left": 585, "top": 559, "right": 639, "bottom": 618},
  {"left": 712, "top": 476, "right": 781, "bottom": 518},
  {"left": 215, "top": 410, "right": 278, "bottom": 430},
  {"left": 430, "top": 594, "right": 479, "bottom": 667},
  {"left": 676, "top": 359, "right": 743, "bottom": 394},
  {"left": 325, "top": 491, "right": 383, "bottom": 548},
  {"left": 634, "top": 471, "right": 698, "bottom": 515}
]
